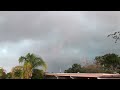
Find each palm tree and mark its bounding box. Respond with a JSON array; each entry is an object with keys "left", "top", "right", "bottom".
[
  {"left": 19, "top": 53, "right": 47, "bottom": 73},
  {"left": 23, "top": 62, "right": 32, "bottom": 79}
]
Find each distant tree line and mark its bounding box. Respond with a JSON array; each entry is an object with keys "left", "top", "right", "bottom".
[
  {"left": 64, "top": 53, "right": 120, "bottom": 74},
  {"left": 1, "top": 53, "right": 120, "bottom": 79}
]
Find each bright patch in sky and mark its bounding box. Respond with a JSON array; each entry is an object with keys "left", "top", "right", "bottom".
[{"left": 2, "top": 49, "right": 7, "bottom": 54}]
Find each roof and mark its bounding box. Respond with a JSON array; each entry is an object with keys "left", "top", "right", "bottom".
[{"left": 45, "top": 73, "right": 120, "bottom": 78}]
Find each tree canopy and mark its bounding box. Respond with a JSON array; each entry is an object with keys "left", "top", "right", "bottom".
[
  {"left": 64, "top": 64, "right": 84, "bottom": 73},
  {"left": 94, "top": 53, "right": 120, "bottom": 72},
  {"left": 11, "top": 66, "right": 23, "bottom": 79},
  {"left": 64, "top": 53, "right": 120, "bottom": 73},
  {"left": 0, "top": 67, "right": 6, "bottom": 79},
  {"left": 19, "top": 53, "right": 47, "bottom": 71},
  {"left": 31, "top": 69, "right": 44, "bottom": 79}
]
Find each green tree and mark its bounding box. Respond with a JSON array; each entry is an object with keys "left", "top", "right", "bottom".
[
  {"left": 0, "top": 67, "right": 6, "bottom": 79},
  {"left": 19, "top": 53, "right": 47, "bottom": 79},
  {"left": 23, "top": 62, "right": 32, "bottom": 79},
  {"left": 94, "top": 53, "right": 120, "bottom": 73},
  {"left": 11, "top": 66, "right": 23, "bottom": 79},
  {"left": 64, "top": 64, "right": 84, "bottom": 73},
  {"left": 31, "top": 69, "right": 44, "bottom": 79},
  {"left": 82, "top": 64, "right": 104, "bottom": 73},
  {"left": 64, "top": 63, "right": 105, "bottom": 73},
  {"left": 19, "top": 53, "right": 47, "bottom": 71},
  {"left": 6, "top": 72, "right": 12, "bottom": 79}
]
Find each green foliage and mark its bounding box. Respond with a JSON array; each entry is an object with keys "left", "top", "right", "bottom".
[
  {"left": 95, "top": 53, "right": 120, "bottom": 72},
  {"left": 0, "top": 53, "right": 47, "bottom": 79},
  {"left": 4, "top": 52, "right": 120, "bottom": 79},
  {"left": 18, "top": 53, "right": 47, "bottom": 79},
  {"left": 64, "top": 53, "right": 120, "bottom": 73},
  {"left": 11, "top": 66, "right": 23, "bottom": 79},
  {"left": 64, "top": 63, "right": 104, "bottom": 73},
  {"left": 82, "top": 64, "right": 104, "bottom": 73},
  {"left": 6, "top": 72, "right": 12, "bottom": 79},
  {"left": 0, "top": 68, "right": 6, "bottom": 79},
  {"left": 19, "top": 53, "right": 47, "bottom": 71},
  {"left": 23, "top": 62, "right": 32, "bottom": 79},
  {"left": 31, "top": 69, "right": 44, "bottom": 79},
  {"left": 64, "top": 64, "right": 83, "bottom": 73}
]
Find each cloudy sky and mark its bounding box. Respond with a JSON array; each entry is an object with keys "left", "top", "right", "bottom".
[{"left": 0, "top": 11, "right": 120, "bottom": 73}]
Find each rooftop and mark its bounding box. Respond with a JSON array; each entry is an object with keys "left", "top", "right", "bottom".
[{"left": 45, "top": 73, "right": 120, "bottom": 78}]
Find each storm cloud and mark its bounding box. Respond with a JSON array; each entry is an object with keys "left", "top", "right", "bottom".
[{"left": 0, "top": 11, "right": 120, "bottom": 72}]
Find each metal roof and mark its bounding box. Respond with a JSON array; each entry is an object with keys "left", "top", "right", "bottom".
[{"left": 45, "top": 73, "right": 120, "bottom": 78}]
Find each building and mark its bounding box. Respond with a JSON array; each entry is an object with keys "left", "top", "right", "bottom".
[{"left": 44, "top": 73, "right": 120, "bottom": 79}]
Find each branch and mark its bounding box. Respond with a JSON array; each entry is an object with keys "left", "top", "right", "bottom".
[{"left": 107, "top": 31, "right": 120, "bottom": 43}]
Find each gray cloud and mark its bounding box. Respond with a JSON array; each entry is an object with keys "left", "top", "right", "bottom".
[{"left": 0, "top": 11, "right": 120, "bottom": 72}]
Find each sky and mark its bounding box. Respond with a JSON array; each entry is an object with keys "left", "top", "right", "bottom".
[{"left": 0, "top": 11, "right": 120, "bottom": 73}]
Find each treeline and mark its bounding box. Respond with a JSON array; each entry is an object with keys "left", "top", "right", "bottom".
[
  {"left": 0, "top": 53, "right": 47, "bottom": 79},
  {"left": 0, "top": 53, "right": 120, "bottom": 79},
  {"left": 64, "top": 53, "right": 120, "bottom": 74}
]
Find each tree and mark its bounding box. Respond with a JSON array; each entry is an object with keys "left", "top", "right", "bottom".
[
  {"left": 31, "top": 69, "right": 44, "bottom": 79},
  {"left": 94, "top": 53, "right": 120, "bottom": 73},
  {"left": 23, "top": 62, "right": 32, "bottom": 79},
  {"left": 19, "top": 53, "right": 47, "bottom": 79},
  {"left": 82, "top": 64, "right": 104, "bottom": 73},
  {"left": 6, "top": 72, "right": 12, "bottom": 79},
  {"left": 0, "top": 67, "right": 6, "bottom": 79},
  {"left": 11, "top": 66, "right": 23, "bottom": 79},
  {"left": 64, "top": 64, "right": 84, "bottom": 73},
  {"left": 19, "top": 53, "right": 47, "bottom": 71},
  {"left": 64, "top": 56, "right": 120, "bottom": 73},
  {"left": 64, "top": 63, "right": 106, "bottom": 73}
]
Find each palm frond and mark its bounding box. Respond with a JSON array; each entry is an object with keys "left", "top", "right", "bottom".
[
  {"left": 19, "top": 56, "right": 25, "bottom": 64},
  {"left": 19, "top": 53, "right": 47, "bottom": 72},
  {"left": 35, "top": 58, "right": 47, "bottom": 71}
]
